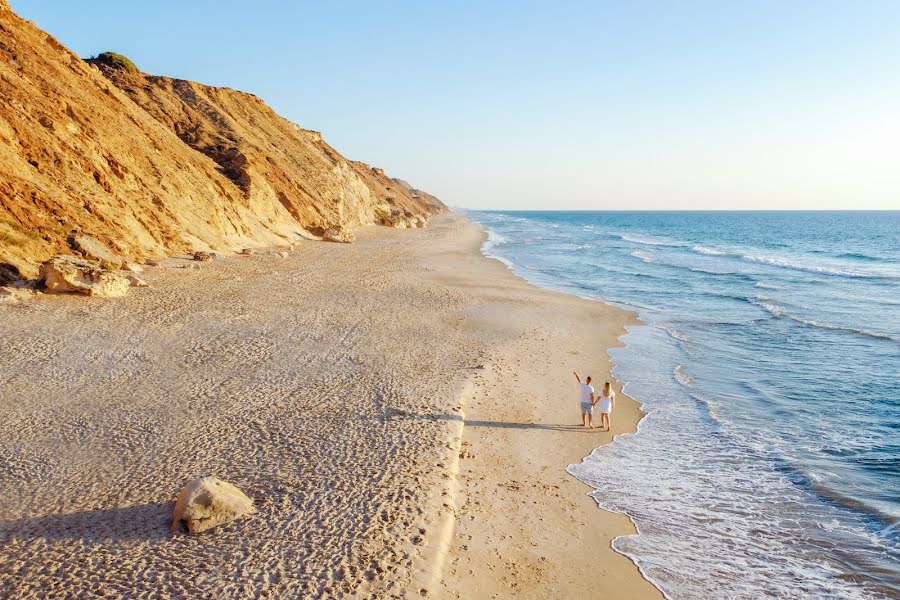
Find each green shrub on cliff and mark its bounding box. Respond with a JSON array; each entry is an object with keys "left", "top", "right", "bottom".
[{"left": 91, "top": 51, "right": 138, "bottom": 73}]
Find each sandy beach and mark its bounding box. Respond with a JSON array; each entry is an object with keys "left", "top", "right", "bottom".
[{"left": 0, "top": 213, "right": 660, "bottom": 599}]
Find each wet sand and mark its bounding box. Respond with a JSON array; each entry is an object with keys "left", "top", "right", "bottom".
[{"left": 0, "top": 213, "right": 660, "bottom": 599}]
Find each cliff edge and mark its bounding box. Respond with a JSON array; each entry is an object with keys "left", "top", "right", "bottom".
[{"left": 0, "top": 4, "right": 445, "bottom": 279}]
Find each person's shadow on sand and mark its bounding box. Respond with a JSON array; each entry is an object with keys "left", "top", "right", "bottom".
[
  {"left": 465, "top": 419, "right": 588, "bottom": 432},
  {"left": 400, "top": 411, "right": 591, "bottom": 432},
  {"left": 0, "top": 502, "right": 172, "bottom": 544}
]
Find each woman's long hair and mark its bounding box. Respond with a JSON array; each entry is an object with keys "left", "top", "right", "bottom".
[{"left": 603, "top": 382, "right": 612, "bottom": 396}]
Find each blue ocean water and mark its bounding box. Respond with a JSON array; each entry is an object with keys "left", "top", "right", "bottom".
[{"left": 467, "top": 210, "right": 900, "bottom": 599}]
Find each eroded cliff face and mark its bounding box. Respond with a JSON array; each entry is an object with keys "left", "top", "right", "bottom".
[{"left": 0, "top": 3, "right": 444, "bottom": 278}]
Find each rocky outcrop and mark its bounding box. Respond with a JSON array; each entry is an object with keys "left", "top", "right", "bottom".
[
  {"left": 172, "top": 476, "right": 257, "bottom": 534},
  {"left": 192, "top": 251, "right": 215, "bottom": 262},
  {"left": 0, "top": 7, "right": 446, "bottom": 279},
  {"left": 124, "top": 273, "right": 148, "bottom": 288},
  {"left": 67, "top": 234, "right": 125, "bottom": 268},
  {"left": 39, "top": 256, "right": 131, "bottom": 298},
  {"left": 319, "top": 227, "right": 354, "bottom": 244}
]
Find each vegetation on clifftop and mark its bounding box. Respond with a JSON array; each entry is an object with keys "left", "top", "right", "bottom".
[{"left": 90, "top": 51, "right": 138, "bottom": 73}]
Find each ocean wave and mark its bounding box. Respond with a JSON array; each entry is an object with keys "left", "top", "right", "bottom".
[
  {"left": 751, "top": 298, "right": 899, "bottom": 343},
  {"left": 630, "top": 250, "right": 755, "bottom": 280},
  {"left": 479, "top": 226, "right": 517, "bottom": 271},
  {"left": 754, "top": 282, "right": 780, "bottom": 290},
  {"left": 837, "top": 252, "right": 882, "bottom": 262},
  {"left": 793, "top": 318, "right": 900, "bottom": 344},
  {"left": 625, "top": 238, "right": 878, "bottom": 281},
  {"left": 619, "top": 233, "right": 685, "bottom": 247},
  {"left": 627, "top": 250, "right": 740, "bottom": 280},
  {"left": 662, "top": 326, "right": 689, "bottom": 342},
  {"left": 687, "top": 267, "right": 755, "bottom": 280},
  {"left": 749, "top": 297, "right": 790, "bottom": 318},
  {"left": 484, "top": 228, "right": 506, "bottom": 247},
  {"left": 631, "top": 250, "right": 655, "bottom": 263},
  {"left": 692, "top": 245, "right": 730, "bottom": 256},
  {"left": 741, "top": 255, "right": 875, "bottom": 278}
]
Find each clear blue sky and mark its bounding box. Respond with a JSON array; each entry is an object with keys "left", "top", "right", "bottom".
[{"left": 11, "top": 0, "right": 900, "bottom": 209}]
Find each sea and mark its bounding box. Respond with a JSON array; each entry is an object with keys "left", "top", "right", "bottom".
[{"left": 466, "top": 210, "right": 899, "bottom": 599}]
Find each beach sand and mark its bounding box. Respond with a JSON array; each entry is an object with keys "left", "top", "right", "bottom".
[{"left": 0, "top": 213, "right": 660, "bottom": 599}]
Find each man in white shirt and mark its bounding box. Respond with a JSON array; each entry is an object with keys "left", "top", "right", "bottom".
[{"left": 573, "top": 371, "right": 595, "bottom": 429}]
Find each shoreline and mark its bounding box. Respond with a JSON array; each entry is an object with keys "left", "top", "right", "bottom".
[
  {"left": 0, "top": 212, "right": 661, "bottom": 598},
  {"left": 431, "top": 215, "right": 662, "bottom": 599},
  {"left": 481, "top": 222, "right": 670, "bottom": 598}
]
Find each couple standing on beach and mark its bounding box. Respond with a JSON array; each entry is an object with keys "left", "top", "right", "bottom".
[{"left": 573, "top": 372, "right": 616, "bottom": 431}]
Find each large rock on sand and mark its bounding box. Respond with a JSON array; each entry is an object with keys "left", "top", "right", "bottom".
[
  {"left": 39, "top": 256, "right": 131, "bottom": 298},
  {"left": 171, "top": 477, "right": 257, "bottom": 534},
  {"left": 322, "top": 227, "right": 354, "bottom": 243}
]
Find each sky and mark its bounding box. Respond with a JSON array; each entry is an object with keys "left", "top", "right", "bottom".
[{"left": 11, "top": 0, "right": 900, "bottom": 210}]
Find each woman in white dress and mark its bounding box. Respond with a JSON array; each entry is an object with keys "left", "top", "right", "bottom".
[{"left": 596, "top": 381, "right": 616, "bottom": 432}]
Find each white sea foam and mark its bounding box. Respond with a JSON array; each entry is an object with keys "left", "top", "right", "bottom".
[
  {"left": 749, "top": 296, "right": 788, "bottom": 317},
  {"left": 484, "top": 228, "right": 506, "bottom": 247},
  {"left": 673, "top": 364, "right": 692, "bottom": 387},
  {"left": 662, "top": 326, "right": 689, "bottom": 343},
  {"left": 691, "top": 244, "right": 729, "bottom": 256},
  {"left": 480, "top": 226, "right": 516, "bottom": 271},
  {"left": 741, "top": 254, "right": 873, "bottom": 278},
  {"left": 796, "top": 319, "right": 899, "bottom": 342}
]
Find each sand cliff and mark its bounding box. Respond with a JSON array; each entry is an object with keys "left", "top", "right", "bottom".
[{"left": 0, "top": 1, "right": 444, "bottom": 279}]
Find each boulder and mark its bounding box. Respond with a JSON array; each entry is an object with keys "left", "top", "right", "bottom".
[
  {"left": 123, "top": 262, "right": 144, "bottom": 273},
  {"left": 125, "top": 274, "right": 148, "bottom": 288},
  {"left": 172, "top": 476, "right": 257, "bottom": 534},
  {"left": 145, "top": 259, "right": 161, "bottom": 267},
  {"left": 67, "top": 234, "right": 125, "bottom": 268},
  {"left": 192, "top": 251, "right": 214, "bottom": 262},
  {"left": 39, "top": 256, "right": 130, "bottom": 298},
  {"left": 322, "top": 227, "right": 354, "bottom": 243}
]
